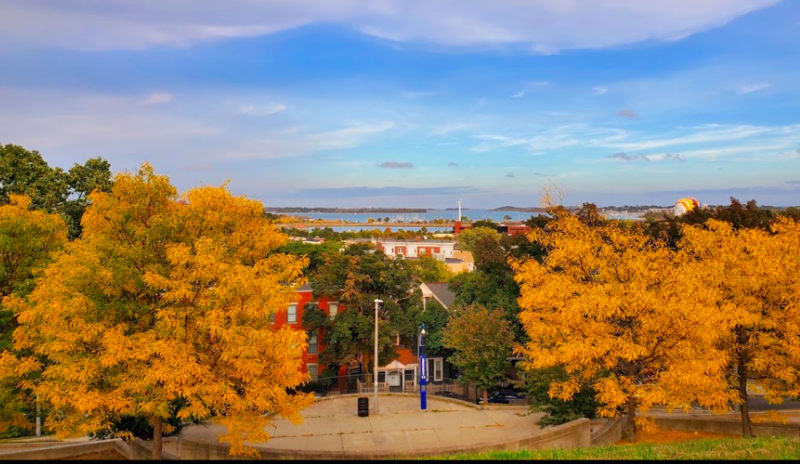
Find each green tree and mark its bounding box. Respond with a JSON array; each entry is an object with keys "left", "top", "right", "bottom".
[
  {"left": 305, "top": 245, "right": 422, "bottom": 371},
  {"left": 442, "top": 305, "right": 514, "bottom": 404},
  {"left": 471, "top": 219, "right": 497, "bottom": 229},
  {"left": 525, "top": 366, "right": 600, "bottom": 427},
  {"left": 275, "top": 240, "right": 345, "bottom": 273},
  {"left": 0, "top": 143, "right": 113, "bottom": 238},
  {"left": 456, "top": 227, "right": 501, "bottom": 257},
  {"left": 408, "top": 255, "right": 454, "bottom": 283}
]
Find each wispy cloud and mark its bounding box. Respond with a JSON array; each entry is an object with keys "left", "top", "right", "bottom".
[
  {"left": 139, "top": 92, "right": 172, "bottom": 106},
  {"left": 609, "top": 152, "right": 649, "bottom": 162},
  {"left": 430, "top": 123, "right": 470, "bottom": 136},
  {"left": 661, "top": 153, "right": 685, "bottom": 162},
  {"left": 786, "top": 180, "right": 800, "bottom": 184},
  {"left": 592, "top": 86, "right": 609, "bottom": 95},
  {"left": 448, "top": 162, "right": 459, "bottom": 168},
  {"left": 238, "top": 103, "right": 287, "bottom": 116},
  {"left": 617, "top": 109, "right": 640, "bottom": 119},
  {"left": 0, "top": 1, "right": 780, "bottom": 51},
  {"left": 226, "top": 121, "right": 396, "bottom": 159},
  {"left": 509, "top": 81, "right": 550, "bottom": 98},
  {"left": 505, "top": 173, "right": 516, "bottom": 178},
  {"left": 738, "top": 82, "right": 771, "bottom": 94},
  {"left": 378, "top": 161, "right": 414, "bottom": 169},
  {"left": 607, "top": 125, "right": 795, "bottom": 152}
]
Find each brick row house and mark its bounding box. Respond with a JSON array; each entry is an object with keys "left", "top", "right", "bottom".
[
  {"left": 271, "top": 282, "right": 465, "bottom": 394},
  {"left": 270, "top": 283, "right": 424, "bottom": 392}
]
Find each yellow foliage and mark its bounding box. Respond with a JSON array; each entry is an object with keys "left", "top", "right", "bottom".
[
  {"left": 750, "top": 410, "right": 788, "bottom": 425},
  {"left": 5, "top": 164, "right": 312, "bottom": 456},
  {"left": 0, "top": 194, "right": 68, "bottom": 434},
  {"left": 680, "top": 217, "right": 800, "bottom": 429},
  {"left": 512, "top": 209, "right": 737, "bottom": 440}
]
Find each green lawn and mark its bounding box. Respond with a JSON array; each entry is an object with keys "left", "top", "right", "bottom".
[{"left": 434, "top": 436, "right": 800, "bottom": 460}]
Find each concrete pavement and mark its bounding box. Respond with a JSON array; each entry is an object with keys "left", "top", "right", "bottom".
[{"left": 175, "top": 395, "right": 547, "bottom": 456}]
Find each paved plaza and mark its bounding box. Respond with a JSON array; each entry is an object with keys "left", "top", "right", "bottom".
[{"left": 175, "top": 395, "right": 546, "bottom": 455}]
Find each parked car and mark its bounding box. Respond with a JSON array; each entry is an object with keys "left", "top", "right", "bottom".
[{"left": 477, "top": 389, "right": 527, "bottom": 404}]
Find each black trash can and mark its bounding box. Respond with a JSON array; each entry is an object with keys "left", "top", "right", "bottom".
[{"left": 357, "top": 397, "right": 369, "bottom": 417}]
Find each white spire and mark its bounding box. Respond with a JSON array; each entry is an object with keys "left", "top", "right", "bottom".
[{"left": 458, "top": 199, "right": 462, "bottom": 222}]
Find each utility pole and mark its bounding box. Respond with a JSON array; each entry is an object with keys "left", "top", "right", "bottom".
[
  {"left": 420, "top": 324, "right": 427, "bottom": 410},
  {"left": 374, "top": 299, "right": 383, "bottom": 414}
]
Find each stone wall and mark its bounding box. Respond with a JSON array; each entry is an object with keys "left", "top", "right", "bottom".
[
  {"left": 179, "top": 418, "right": 591, "bottom": 460},
  {"left": 590, "top": 416, "right": 625, "bottom": 446},
  {"left": 648, "top": 413, "right": 800, "bottom": 438},
  {"left": 0, "top": 438, "right": 133, "bottom": 460}
]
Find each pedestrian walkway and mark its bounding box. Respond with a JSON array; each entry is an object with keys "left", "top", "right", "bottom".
[{"left": 176, "top": 395, "right": 547, "bottom": 456}]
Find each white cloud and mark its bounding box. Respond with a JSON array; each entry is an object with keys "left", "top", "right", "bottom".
[
  {"left": 510, "top": 81, "right": 550, "bottom": 98},
  {"left": 738, "top": 82, "right": 771, "bottom": 94},
  {"left": 139, "top": 92, "right": 173, "bottom": 106},
  {"left": 238, "top": 103, "right": 287, "bottom": 116},
  {"left": 227, "top": 121, "right": 397, "bottom": 159},
  {"left": 592, "top": 86, "right": 609, "bottom": 95},
  {"left": 0, "top": 1, "right": 780, "bottom": 52},
  {"left": 607, "top": 124, "right": 788, "bottom": 151}
]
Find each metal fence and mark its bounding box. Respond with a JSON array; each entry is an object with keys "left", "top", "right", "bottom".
[{"left": 299, "top": 374, "right": 471, "bottom": 401}]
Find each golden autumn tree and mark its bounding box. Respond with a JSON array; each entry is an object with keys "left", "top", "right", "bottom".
[
  {"left": 0, "top": 195, "right": 68, "bottom": 435},
  {"left": 4, "top": 164, "right": 312, "bottom": 458},
  {"left": 679, "top": 218, "right": 800, "bottom": 437},
  {"left": 511, "top": 207, "right": 736, "bottom": 442}
]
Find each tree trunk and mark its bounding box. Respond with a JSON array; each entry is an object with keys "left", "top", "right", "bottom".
[
  {"left": 483, "top": 388, "right": 489, "bottom": 405},
  {"left": 738, "top": 359, "right": 753, "bottom": 438},
  {"left": 623, "top": 395, "right": 637, "bottom": 442},
  {"left": 35, "top": 395, "right": 41, "bottom": 437},
  {"left": 152, "top": 416, "right": 163, "bottom": 460}
]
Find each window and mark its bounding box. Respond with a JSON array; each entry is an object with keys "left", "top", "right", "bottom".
[
  {"left": 308, "top": 331, "right": 318, "bottom": 354},
  {"left": 428, "top": 358, "right": 444, "bottom": 382},
  {"left": 328, "top": 302, "right": 338, "bottom": 319},
  {"left": 308, "top": 364, "right": 318, "bottom": 382},
  {"left": 287, "top": 303, "right": 297, "bottom": 324},
  {"left": 269, "top": 311, "right": 275, "bottom": 324}
]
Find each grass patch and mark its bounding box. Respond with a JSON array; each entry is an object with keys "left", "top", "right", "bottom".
[{"left": 433, "top": 435, "right": 800, "bottom": 460}]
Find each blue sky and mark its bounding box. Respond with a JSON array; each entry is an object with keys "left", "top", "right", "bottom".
[{"left": 0, "top": 0, "right": 798, "bottom": 208}]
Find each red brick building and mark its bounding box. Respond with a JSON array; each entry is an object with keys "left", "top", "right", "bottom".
[
  {"left": 271, "top": 283, "right": 340, "bottom": 382},
  {"left": 272, "top": 284, "right": 422, "bottom": 386}
]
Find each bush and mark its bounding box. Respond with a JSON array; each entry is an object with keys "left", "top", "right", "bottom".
[{"left": 524, "top": 366, "right": 600, "bottom": 427}]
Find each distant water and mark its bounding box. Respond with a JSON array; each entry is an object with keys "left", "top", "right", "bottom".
[
  {"left": 308, "top": 226, "right": 454, "bottom": 233},
  {"left": 279, "top": 209, "right": 541, "bottom": 223}
]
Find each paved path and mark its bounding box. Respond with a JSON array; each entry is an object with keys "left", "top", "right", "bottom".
[{"left": 176, "top": 395, "right": 545, "bottom": 455}]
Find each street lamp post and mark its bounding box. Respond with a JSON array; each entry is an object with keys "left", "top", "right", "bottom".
[
  {"left": 420, "top": 324, "right": 427, "bottom": 411},
  {"left": 374, "top": 299, "right": 383, "bottom": 414}
]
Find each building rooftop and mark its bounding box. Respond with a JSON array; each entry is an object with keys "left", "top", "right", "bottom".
[{"left": 422, "top": 282, "right": 457, "bottom": 309}]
